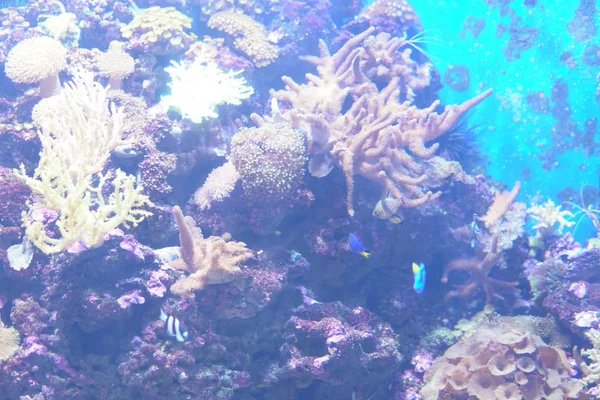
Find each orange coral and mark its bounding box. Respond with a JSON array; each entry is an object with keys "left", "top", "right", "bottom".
[
  {"left": 169, "top": 206, "right": 252, "bottom": 298},
  {"left": 259, "top": 28, "right": 492, "bottom": 216},
  {"left": 442, "top": 236, "right": 519, "bottom": 305},
  {"left": 479, "top": 181, "right": 521, "bottom": 228},
  {"left": 421, "top": 317, "right": 585, "bottom": 400}
]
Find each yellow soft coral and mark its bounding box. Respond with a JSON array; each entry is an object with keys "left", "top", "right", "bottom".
[{"left": 18, "top": 67, "right": 152, "bottom": 254}]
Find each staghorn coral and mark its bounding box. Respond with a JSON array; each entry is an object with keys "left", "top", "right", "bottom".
[
  {"left": 169, "top": 206, "right": 253, "bottom": 298},
  {"left": 442, "top": 236, "right": 519, "bottom": 305},
  {"left": 230, "top": 122, "right": 306, "bottom": 204},
  {"left": 258, "top": 28, "right": 492, "bottom": 216},
  {"left": 208, "top": 11, "right": 280, "bottom": 67},
  {"left": 421, "top": 317, "right": 585, "bottom": 400},
  {"left": 120, "top": 6, "right": 196, "bottom": 55}
]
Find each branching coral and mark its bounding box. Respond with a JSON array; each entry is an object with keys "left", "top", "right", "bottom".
[
  {"left": 442, "top": 236, "right": 519, "bottom": 305},
  {"left": 421, "top": 317, "right": 585, "bottom": 400},
  {"left": 169, "top": 206, "right": 253, "bottom": 298},
  {"left": 18, "top": 68, "right": 152, "bottom": 254},
  {"left": 256, "top": 28, "right": 491, "bottom": 216},
  {"left": 208, "top": 11, "right": 279, "bottom": 67}
]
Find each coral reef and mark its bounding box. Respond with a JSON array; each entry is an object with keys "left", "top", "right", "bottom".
[{"left": 421, "top": 317, "right": 585, "bottom": 399}]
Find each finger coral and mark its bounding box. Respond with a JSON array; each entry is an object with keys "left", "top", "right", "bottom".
[
  {"left": 261, "top": 28, "right": 492, "bottom": 216},
  {"left": 120, "top": 6, "right": 196, "bottom": 55},
  {"left": 230, "top": 122, "right": 306, "bottom": 203},
  {"left": 421, "top": 317, "right": 585, "bottom": 400},
  {"left": 169, "top": 206, "right": 253, "bottom": 298},
  {"left": 208, "top": 11, "right": 279, "bottom": 67}
]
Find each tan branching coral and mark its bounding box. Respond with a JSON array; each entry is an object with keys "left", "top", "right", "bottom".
[
  {"left": 580, "top": 328, "right": 600, "bottom": 388},
  {"left": 169, "top": 206, "right": 253, "bottom": 298},
  {"left": 421, "top": 317, "right": 585, "bottom": 400},
  {"left": 479, "top": 181, "right": 521, "bottom": 228},
  {"left": 362, "top": 32, "right": 432, "bottom": 100},
  {"left": 121, "top": 6, "right": 196, "bottom": 55},
  {"left": 256, "top": 28, "right": 492, "bottom": 216},
  {"left": 442, "top": 236, "right": 519, "bottom": 305},
  {"left": 208, "top": 11, "right": 279, "bottom": 67}
]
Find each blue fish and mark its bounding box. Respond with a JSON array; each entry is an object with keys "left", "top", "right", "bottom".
[
  {"left": 348, "top": 233, "right": 370, "bottom": 258},
  {"left": 412, "top": 263, "right": 426, "bottom": 294}
]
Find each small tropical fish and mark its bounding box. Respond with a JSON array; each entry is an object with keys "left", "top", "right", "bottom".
[
  {"left": 348, "top": 233, "right": 370, "bottom": 258},
  {"left": 468, "top": 213, "right": 482, "bottom": 248},
  {"left": 160, "top": 309, "right": 189, "bottom": 342},
  {"left": 373, "top": 190, "right": 403, "bottom": 224},
  {"left": 412, "top": 262, "right": 426, "bottom": 294}
]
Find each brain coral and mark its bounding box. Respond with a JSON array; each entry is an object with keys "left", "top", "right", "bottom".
[
  {"left": 121, "top": 6, "right": 196, "bottom": 55},
  {"left": 420, "top": 317, "right": 585, "bottom": 400},
  {"left": 230, "top": 122, "right": 306, "bottom": 203}
]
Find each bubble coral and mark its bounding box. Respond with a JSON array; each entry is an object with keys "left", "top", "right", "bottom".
[
  {"left": 120, "top": 6, "right": 196, "bottom": 56},
  {"left": 4, "top": 36, "right": 67, "bottom": 98},
  {"left": 208, "top": 11, "right": 279, "bottom": 67},
  {"left": 230, "top": 122, "right": 306, "bottom": 204},
  {"left": 421, "top": 317, "right": 585, "bottom": 400}
]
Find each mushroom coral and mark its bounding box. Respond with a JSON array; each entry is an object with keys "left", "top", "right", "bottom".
[
  {"left": 5, "top": 36, "right": 67, "bottom": 98},
  {"left": 420, "top": 317, "right": 585, "bottom": 400}
]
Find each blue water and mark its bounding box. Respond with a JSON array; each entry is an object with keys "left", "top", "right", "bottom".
[{"left": 409, "top": 0, "right": 600, "bottom": 203}]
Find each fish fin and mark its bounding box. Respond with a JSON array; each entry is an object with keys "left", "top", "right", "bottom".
[
  {"left": 160, "top": 308, "right": 167, "bottom": 322},
  {"left": 388, "top": 216, "right": 402, "bottom": 224},
  {"left": 232, "top": 276, "right": 246, "bottom": 291},
  {"left": 360, "top": 251, "right": 371, "bottom": 259},
  {"left": 412, "top": 263, "right": 420, "bottom": 274}
]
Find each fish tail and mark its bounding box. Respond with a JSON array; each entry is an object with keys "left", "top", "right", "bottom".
[{"left": 359, "top": 251, "right": 371, "bottom": 259}]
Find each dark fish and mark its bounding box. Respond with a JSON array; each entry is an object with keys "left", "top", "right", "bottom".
[
  {"left": 468, "top": 213, "right": 482, "bottom": 248},
  {"left": 160, "top": 309, "right": 189, "bottom": 342},
  {"left": 348, "top": 233, "right": 370, "bottom": 258}
]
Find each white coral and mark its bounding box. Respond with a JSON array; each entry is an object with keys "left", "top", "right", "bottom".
[
  {"left": 528, "top": 199, "right": 574, "bottom": 236},
  {"left": 161, "top": 57, "right": 254, "bottom": 123}
]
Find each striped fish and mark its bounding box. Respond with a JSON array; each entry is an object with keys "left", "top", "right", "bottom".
[{"left": 160, "top": 309, "right": 189, "bottom": 342}]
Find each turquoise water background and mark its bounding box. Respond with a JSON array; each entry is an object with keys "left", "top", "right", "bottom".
[{"left": 387, "top": 1, "right": 600, "bottom": 204}]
